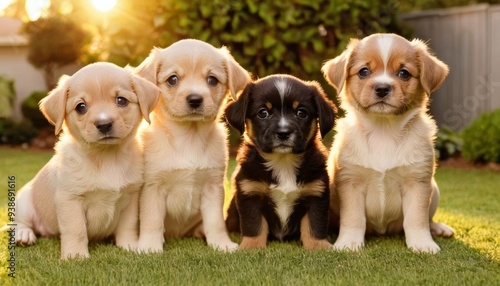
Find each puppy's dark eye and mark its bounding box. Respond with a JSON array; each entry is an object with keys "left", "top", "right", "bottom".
[
  {"left": 257, "top": 108, "right": 269, "bottom": 119},
  {"left": 358, "top": 67, "right": 371, "bottom": 79},
  {"left": 166, "top": 75, "right": 178, "bottom": 86},
  {"left": 296, "top": 108, "right": 308, "bottom": 119},
  {"left": 116, "top": 96, "right": 129, "bottom": 107},
  {"left": 75, "top": 102, "right": 87, "bottom": 115},
  {"left": 207, "top": 76, "right": 219, "bottom": 87},
  {"left": 397, "top": 69, "right": 411, "bottom": 81}
]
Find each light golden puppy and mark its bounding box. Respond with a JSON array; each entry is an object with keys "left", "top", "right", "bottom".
[
  {"left": 322, "top": 33, "right": 454, "bottom": 253},
  {"left": 136, "top": 39, "right": 251, "bottom": 252},
  {"left": 11, "top": 62, "right": 160, "bottom": 260}
]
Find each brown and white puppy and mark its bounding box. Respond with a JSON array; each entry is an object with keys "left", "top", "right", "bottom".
[
  {"left": 322, "top": 33, "right": 454, "bottom": 253},
  {"left": 225, "top": 74, "right": 336, "bottom": 250},
  {"left": 10, "top": 62, "right": 160, "bottom": 260},
  {"left": 136, "top": 39, "right": 251, "bottom": 253}
]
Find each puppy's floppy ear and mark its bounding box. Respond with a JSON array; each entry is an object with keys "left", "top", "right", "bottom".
[
  {"left": 321, "top": 39, "right": 359, "bottom": 94},
  {"left": 135, "top": 48, "right": 161, "bottom": 85},
  {"left": 411, "top": 39, "right": 449, "bottom": 95},
  {"left": 225, "top": 83, "right": 253, "bottom": 134},
  {"left": 220, "top": 47, "right": 251, "bottom": 100},
  {"left": 39, "top": 74, "right": 70, "bottom": 135},
  {"left": 309, "top": 81, "right": 336, "bottom": 138},
  {"left": 131, "top": 73, "right": 161, "bottom": 123}
]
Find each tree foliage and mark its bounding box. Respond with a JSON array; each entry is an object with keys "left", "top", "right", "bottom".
[
  {"left": 148, "top": 0, "right": 408, "bottom": 82},
  {"left": 23, "top": 16, "right": 92, "bottom": 89}
]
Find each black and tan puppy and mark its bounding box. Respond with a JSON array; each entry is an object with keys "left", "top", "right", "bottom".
[{"left": 225, "top": 74, "right": 336, "bottom": 250}]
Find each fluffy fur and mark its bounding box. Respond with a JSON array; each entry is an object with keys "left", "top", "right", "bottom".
[
  {"left": 10, "top": 62, "right": 160, "bottom": 260},
  {"left": 322, "top": 33, "right": 454, "bottom": 253},
  {"left": 136, "top": 39, "right": 251, "bottom": 253},
  {"left": 225, "top": 74, "right": 336, "bottom": 250}
]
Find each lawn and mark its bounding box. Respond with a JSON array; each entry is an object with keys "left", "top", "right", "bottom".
[{"left": 0, "top": 147, "right": 499, "bottom": 285}]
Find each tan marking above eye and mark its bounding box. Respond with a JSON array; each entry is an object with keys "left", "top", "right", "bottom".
[
  {"left": 265, "top": 102, "right": 272, "bottom": 110},
  {"left": 293, "top": 101, "right": 299, "bottom": 110}
]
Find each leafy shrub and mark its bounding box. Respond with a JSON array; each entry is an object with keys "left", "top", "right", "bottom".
[
  {"left": 0, "top": 118, "right": 38, "bottom": 145},
  {"left": 114, "top": 0, "right": 409, "bottom": 82},
  {"left": 21, "top": 91, "right": 51, "bottom": 129},
  {"left": 462, "top": 109, "right": 500, "bottom": 163},
  {"left": 0, "top": 75, "right": 16, "bottom": 118},
  {"left": 23, "top": 16, "right": 92, "bottom": 89},
  {"left": 435, "top": 126, "right": 462, "bottom": 160}
]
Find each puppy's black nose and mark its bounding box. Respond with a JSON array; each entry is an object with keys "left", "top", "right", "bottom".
[
  {"left": 374, "top": 84, "right": 392, "bottom": 98},
  {"left": 187, "top": 94, "right": 203, "bottom": 108},
  {"left": 95, "top": 120, "right": 113, "bottom": 133},
  {"left": 276, "top": 130, "right": 292, "bottom": 141}
]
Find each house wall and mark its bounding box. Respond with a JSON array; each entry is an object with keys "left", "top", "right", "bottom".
[
  {"left": 0, "top": 17, "right": 78, "bottom": 120},
  {"left": 401, "top": 4, "right": 500, "bottom": 130}
]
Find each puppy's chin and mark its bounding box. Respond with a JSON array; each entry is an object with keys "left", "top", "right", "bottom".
[
  {"left": 94, "top": 137, "right": 124, "bottom": 145},
  {"left": 272, "top": 146, "right": 293, "bottom": 154},
  {"left": 165, "top": 109, "right": 218, "bottom": 122},
  {"left": 365, "top": 102, "right": 403, "bottom": 115}
]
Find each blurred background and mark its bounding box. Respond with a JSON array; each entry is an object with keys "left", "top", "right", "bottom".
[{"left": 1, "top": 0, "right": 499, "bottom": 164}]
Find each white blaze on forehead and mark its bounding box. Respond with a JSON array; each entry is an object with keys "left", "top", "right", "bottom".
[
  {"left": 376, "top": 35, "right": 394, "bottom": 68},
  {"left": 274, "top": 77, "right": 291, "bottom": 103},
  {"left": 274, "top": 77, "right": 292, "bottom": 125},
  {"left": 376, "top": 35, "right": 395, "bottom": 84}
]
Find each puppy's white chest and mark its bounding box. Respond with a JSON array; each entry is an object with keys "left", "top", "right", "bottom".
[
  {"left": 270, "top": 186, "right": 300, "bottom": 230},
  {"left": 340, "top": 113, "right": 428, "bottom": 172},
  {"left": 266, "top": 156, "right": 300, "bottom": 228}
]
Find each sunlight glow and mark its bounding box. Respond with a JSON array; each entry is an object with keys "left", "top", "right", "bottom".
[
  {"left": 26, "top": 0, "right": 50, "bottom": 21},
  {"left": 91, "top": 0, "right": 116, "bottom": 13},
  {"left": 0, "top": 0, "right": 14, "bottom": 13}
]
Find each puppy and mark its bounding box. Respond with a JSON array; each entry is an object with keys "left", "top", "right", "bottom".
[
  {"left": 322, "top": 33, "right": 454, "bottom": 253},
  {"left": 135, "top": 39, "right": 251, "bottom": 252},
  {"left": 225, "top": 74, "right": 336, "bottom": 250},
  {"left": 10, "top": 62, "right": 160, "bottom": 259}
]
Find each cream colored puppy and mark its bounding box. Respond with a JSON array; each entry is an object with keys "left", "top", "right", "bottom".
[
  {"left": 322, "top": 33, "right": 454, "bottom": 253},
  {"left": 12, "top": 62, "right": 160, "bottom": 260},
  {"left": 136, "top": 39, "right": 251, "bottom": 253}
]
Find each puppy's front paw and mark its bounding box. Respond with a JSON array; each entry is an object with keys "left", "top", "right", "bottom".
[
  {"left": 407, "top": 239, "right": 441, "bottom": 254},
  {"left": 16, "top": 227, "right": 37, "bottom": 246},
  {"left": 137, "top": 233, "right": 164, "bottom": 254},
  {"left": 116, "top": 239, "right": 138, "bottom": 252},
  {"left": 430, "top": 222, "right": 454, "bottom": 238},
  {"left": 61, "top": 250, "right": 90, "bottom": 261},
  {"left": 137, "top": 240, "right": 163, "bottom": 254},
  {"left": 209, "top": 240, "right": 238, "bottom": 252},
  {"left": 333, "top": 228, "right": 366, "bottom": 251},
  {"left": 333, "top": 240, "right": 364, "bottom": 252}
]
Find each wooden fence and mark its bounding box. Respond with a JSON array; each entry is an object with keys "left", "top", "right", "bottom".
[{"left": 401, "top": 4, "right": 500, "bottom": 130}]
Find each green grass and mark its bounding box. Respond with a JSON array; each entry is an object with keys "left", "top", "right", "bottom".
[{"left": 1, "top": 147, "right": 499, "bottom": 285}]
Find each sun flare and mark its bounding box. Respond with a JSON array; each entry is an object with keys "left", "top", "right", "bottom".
[{"left": 91, "top": 0, "right": 116, "bottom": 13}]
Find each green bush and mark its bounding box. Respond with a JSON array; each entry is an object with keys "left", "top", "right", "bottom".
[
  {"left": 21, "top": 91, "right": 51, "bottom": 129},
  {"left": 23, "top": 16, "right": 92, "bottom": 89},
  {"left": 462, "top": 109, "right": 500, "bottom": 163},
  {"left": 0, "top": 118, "right": 38, "bottom": 145},
  {"left": 111, "top": 0, "right": 409, "bottom": 83},
  {"left": 435, "top": 126, "right": 462, "bottom": 160},
  {"left": 0, "top": 75, "right": 16, "bottom": 118}
]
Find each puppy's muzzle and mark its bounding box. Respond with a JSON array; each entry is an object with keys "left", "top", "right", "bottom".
[
  {"left": 374, "top": 84, "right": 392, "bottom": 98},
  {"left": 187, "top": 94, "right": 203, "bottom": 109},
  {"left": 95, "top": 120, "right": 113, "bottom": 134}
]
